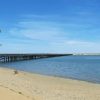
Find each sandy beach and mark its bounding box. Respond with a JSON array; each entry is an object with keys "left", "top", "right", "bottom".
[{"left": 0, "top": 67, "right": 100, "bottom": 100}]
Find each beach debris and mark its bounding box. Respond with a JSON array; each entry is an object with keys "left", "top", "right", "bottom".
[
  {"left": 18, "top": 92, "right": 22, "bottom": 94},
  {"left": 13, "top": 70, "right": 19, "bottom": 75}
]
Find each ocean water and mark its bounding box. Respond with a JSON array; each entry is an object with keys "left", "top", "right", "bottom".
[{"left": 0, "top": 55, "right": 100, "bottom": 83}]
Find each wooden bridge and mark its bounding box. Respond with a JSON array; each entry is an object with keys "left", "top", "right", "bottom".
[{"left": 0, "top": 54, "right": 72, "bottom": 63}]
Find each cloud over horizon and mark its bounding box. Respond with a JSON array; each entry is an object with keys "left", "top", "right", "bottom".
[{"left": 1, "top": 15, "right": 99, "bottom": 53}]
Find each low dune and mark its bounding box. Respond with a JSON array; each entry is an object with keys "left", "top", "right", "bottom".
[{"left": 0, "top": 67, "right": 100, "bottom": 100}]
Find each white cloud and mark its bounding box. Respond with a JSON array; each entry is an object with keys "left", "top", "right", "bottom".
[
  {"left": 50, "top": 40, "right": 100, "bottom": 53},
  {"left": 6, "top": 17, "right": 100, "bottom": 53},
  {"left": 9, "top": 20, "right": 66, "bottom": 42}
]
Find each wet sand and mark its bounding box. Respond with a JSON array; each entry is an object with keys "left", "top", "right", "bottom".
[{"left": 0, "top": 67, "right": 100, "bottom": 100}]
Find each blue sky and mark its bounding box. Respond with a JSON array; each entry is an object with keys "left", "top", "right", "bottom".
[{"left": 0, "top": 0, "right": 100, "bottom": 53}]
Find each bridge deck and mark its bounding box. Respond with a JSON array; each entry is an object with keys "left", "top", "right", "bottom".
[{"left": 0, "top": 54, "right": 72, "bottom": 63}]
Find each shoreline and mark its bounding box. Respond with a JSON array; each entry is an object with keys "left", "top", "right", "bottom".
[
  {"left": 0, "top": 67, "right": 100, "bottom": 100},
  {"left": 1, "top": 66, "right": 100, "bottom": 85}
]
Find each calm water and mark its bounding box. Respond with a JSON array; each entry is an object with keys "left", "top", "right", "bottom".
[{"left": 0, "top": 55, "right": 100, "bottom": 83}]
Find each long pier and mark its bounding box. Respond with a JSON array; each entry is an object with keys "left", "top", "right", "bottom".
[{"left": 0, "top": 54, "right": 72, "bottom": 63}]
